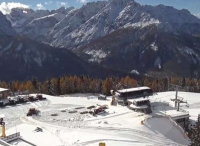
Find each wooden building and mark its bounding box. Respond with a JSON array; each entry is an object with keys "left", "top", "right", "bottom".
[{"left": 0, "top": 88, "right": 10, "bottom": 100}]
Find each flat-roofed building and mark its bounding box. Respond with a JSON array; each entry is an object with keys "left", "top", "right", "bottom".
[
  {"left": 0, "top": 88, "right": 9, "bottom": 100},
  {"left": 128, "top": 98, "right": 152, "bottom": 114},
  {"left": 115, "top": 86, "right": 153, "bottom": 105}
]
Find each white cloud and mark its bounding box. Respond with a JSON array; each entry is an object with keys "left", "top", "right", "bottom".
[
  {"left": 57, "top": 2, "right": 68, "bottom": 7},
  {"left": 36, "top": 3, "right": 45, "bottom": 10},
  {"left": 76, "top": 0, "right": 88, "bottom": 4},
  {"left": 0, "top": 2, "right": 30, "bottom": 15},
  {"left": 44, "top": 1, "right": 52, "bottom": 5}
]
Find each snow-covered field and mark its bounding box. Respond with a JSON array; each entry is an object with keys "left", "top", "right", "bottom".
[{"left": 2, "top": 91, "right": 200, "bottom": 146}]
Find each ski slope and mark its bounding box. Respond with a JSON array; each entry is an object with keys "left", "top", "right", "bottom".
[{"left": 2, "top": 91, "right": 198, "bottom": 146}]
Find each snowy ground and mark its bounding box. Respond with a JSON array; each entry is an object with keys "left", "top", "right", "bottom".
[{"left": 2, "top": 92, "right": 199, "bottom": 146}]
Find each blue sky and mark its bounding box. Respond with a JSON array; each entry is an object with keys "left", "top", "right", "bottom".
[{"left": 0, "top": 0, "right": 199, "bottom": 15}]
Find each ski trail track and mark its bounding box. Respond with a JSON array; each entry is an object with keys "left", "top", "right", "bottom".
[
  {"left": 1, "top": 99, "right": 50, "bottom": 129},
  {"left": 6, "top": 98, "right": 183, "bottom": 146},
  {"left": 20, "top": 115, "right": 182, "bottom": 146}
]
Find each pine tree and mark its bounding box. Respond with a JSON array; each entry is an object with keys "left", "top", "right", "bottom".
[
  {"left": 32, "top": 77, "right": 38, "bottom": 91},
  {"left": 99, "top": 81, "right": 102, "bottom": 93},
  {"left": 182, "top": 77, "right": 186, "bottom": 87},
  {"left": 47, "top": 78, "right": 55, "bottom": 95},
  {"left": 189, "top": 115, "right": 200, "bottom": 146},
  {"left": 8, "top": 81, "right": 12, "bottom": 90},
  {"left": 57, "top": 77, "right": 61, "bottom": 95},
  {"left": 164, "top": 78, "right": 168, "bottom": 91},
  {"left": 103, "top": 78, "right": 111, "bottom": 95},
  {"left": 154, "top": 79, "right": 159, "bottom": 92}
]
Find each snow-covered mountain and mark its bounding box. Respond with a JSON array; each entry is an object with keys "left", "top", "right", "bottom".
[
  {"left": 6, "top": 8, "right": 51, "bottom": 33},
  {"left": 47, "top": 1, "right": 108, "bottom": 44},
  {"left": 196, "top": 14, "right": 200, "bottom": 19},
  {"left": 0, "top": 36, "right": 138, "bottom": 81},
  {"left": 51, "top": 6, "right": 74, "bottom": 15},
  {"left": 6, "top": 7, "right": 74, "bottom": 33},
  {"left": 20, "top": 15, "right": 59, "bottom": 41},
  {"left": 50, "top": 0, "right": 200, "bottom": 49},
  {"left": 0, "top": 11, "right": 16, "bottom": 36},
  {"left": 48, "top": 0, "right": 200, "bottom": 78},
  {"left": 76, "top": 24, "right": 200, "bottom": 77},
  {"left": 3, "top": 0, "right": 200, "bottom": 78},
  {"left": 5, "top": 0, "right": 200, "bottom": 47}
]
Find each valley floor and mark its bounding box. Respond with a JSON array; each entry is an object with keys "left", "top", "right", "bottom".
[{"left": 2, "top": 91, "right": 199, "bottom": 146}]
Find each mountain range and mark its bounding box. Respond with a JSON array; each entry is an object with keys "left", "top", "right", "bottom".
[
  {"left": 0, "top": 35, "right": 139, "bottom": 81},
  {"left": 1, "top": 0, "right": 200, "bottom": 80}
]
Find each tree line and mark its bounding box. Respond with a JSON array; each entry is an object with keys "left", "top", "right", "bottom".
[{"left": 0, "top": 76, "right": 200, "bottom": 95}]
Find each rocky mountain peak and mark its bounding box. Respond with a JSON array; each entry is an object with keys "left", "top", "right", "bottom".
[
  {"left": 0, "top": 11, "right": 16, "bottom": 35},
  {"left": 109, "top": 0, "right": 135, "bottom": 4},
  {"left": 51, "top": 6, "right": 75, "bottom": 15}
]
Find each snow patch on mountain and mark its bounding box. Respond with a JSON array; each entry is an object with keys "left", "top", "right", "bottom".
[
  {"left": 33, "top": 57, "right": 42, "bottom": 67},
  {"left": 177, "top": 46, "right": 200, "bottom": 64},
  {"left": 0, "top": 11, "right": 16, "bottom": 35},
  {"left": 47, "top": 13, "right": 65, "bottom": 21},
  {"left": 6, "top": 7, "right": 74, "bottom": 33},
  {"left": 16, "top": 43, "right": 23, "bottom": 51},
  {"left": 20, "top": 15, "right": 59, "bottom": 40},
  {"left": 184, "top": 47, "right": 196, "bottom": 55},
  {"left": 130, "top": 70, "right": 140, "bottom": 75},
  {"left": 150, "top": 42, "right": 158, "bottom": 51},
  {"left": 0, "top": 41, "right": 13, "bottom": 53},
  {"left": 49, "top": 1, "right": 108, "bottom": 45},
  {"left": 184, "top": 46, "right": 200, "bottom": 63},
  {"left": 23, "top": 55, "right": 29, "bottom": 64},
  {"left": 196, "top": 14, "right": 200, "bottom": 19},
  {"left": 85, "top": 50, "right": 109, "bottom": 63},
  {"left": 6, "top": 8, "right": 50, "bottom": 33},
  {"left": 154, "top": 57, "right": 161, "bottom": 69}
]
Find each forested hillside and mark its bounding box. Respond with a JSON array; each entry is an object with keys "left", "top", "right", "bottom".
[{"left": 1, "top": 75, "right": 199, "bottom": 95}]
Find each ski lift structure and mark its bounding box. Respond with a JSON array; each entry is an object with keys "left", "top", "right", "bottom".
[{"left": 169, "top": 85, "right": 190, "bottom": 130}]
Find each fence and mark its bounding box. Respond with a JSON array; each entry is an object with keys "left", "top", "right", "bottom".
[
  {"left": 147, "top": 98, "right": 189, "bottom": 138},
  {"left": 144, "top": 114, "right": 187, "bottom": 138},
  {"left": 2, "top": 132, "right": 20, "bottom": 142},
  {"left": 0, "top": 140, "right": 11, "bottom": 146},
  {"left": 166, "top": 115, "right": 187, "bottom": 138}
]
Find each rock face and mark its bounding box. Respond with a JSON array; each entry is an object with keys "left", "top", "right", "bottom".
[
  {"left": 47, "top": 1, "right": 108, "bottom": 44},
  {"left": 20, "top": 15, "right": 59, "bottom": 41},
  {"left": 0, "top": 11, "right": 16, "bottom": 36},
  {"left": 6, "top": 7, "right": 74, "bottom": 33},
  {"left": 76, "top": 25, "right": 200, "bottom": 77},
  {"left": 48, "top": 0, "right": 200, "bottom": 50},
  {"left": 0, "top": 36, "right": 139, "bottom": 81},
  {"left": 4, "top": 0, "right": 200, "bottom": 78}
]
